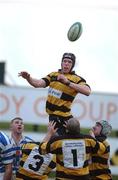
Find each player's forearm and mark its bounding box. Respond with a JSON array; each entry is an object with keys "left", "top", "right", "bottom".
[
  {"left": 68, "top": 82, "right": 91, "bottom": 96},
  {"left": 4, "top": 164, "right": 12, "bottom": 180},
  {"left": 42, "top": 132, "right": 53, "bottom": 143},
  {"left": 26, "top": 77, "right": 46, "bottom": 88}
]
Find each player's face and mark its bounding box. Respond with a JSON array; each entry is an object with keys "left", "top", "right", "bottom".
[
  {"left": 11, "top": 119, "right": 24, "bottom": 134},
  {"left": 61, "top": 58, "right": 73, "bottom": 73},
  {"left": 92, "top": 123, "right": 102, "bottom": 136}
]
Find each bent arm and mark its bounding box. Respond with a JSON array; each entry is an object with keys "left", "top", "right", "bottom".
[
  {"left": 68, "top": 83, "right": 91, "bottom": 96},
  {"left": 57, "top": 74, "right": 91, "bottom": 96}
]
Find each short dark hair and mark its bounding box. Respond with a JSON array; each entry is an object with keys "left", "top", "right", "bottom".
[{"left": 11, "top": 117, "right": 23, "bottom": 123}]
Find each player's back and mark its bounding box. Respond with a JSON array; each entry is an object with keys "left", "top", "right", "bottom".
[
  {"left": 16, "top": 142, "right": 56, "bottom": 180},
  {"left": 40, "top": 133, "right": 106, "bottom": 180}
]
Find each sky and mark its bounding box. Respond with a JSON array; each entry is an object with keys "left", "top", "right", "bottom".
[{"left": 0, "top": 0, "right": 118, "bottom": 93}]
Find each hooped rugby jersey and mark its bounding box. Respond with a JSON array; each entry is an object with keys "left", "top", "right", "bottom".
[
  {"left": 0, "top": 132, "right": 13, "bottom": 176},
  {"left": 89, "top": 137, "right": 112, "bottom": 180},
  {"left": 10, "top": 135, "right": 34, "bottom": 174},
  {"left": 39, "top": 133, "right": 106, "bottom": 180},
  {"left": 42, "top": 71, "right": 90, "bottom": 117},
  {"left": 16, "top": 142, "right": 56, "bottom": 180}
]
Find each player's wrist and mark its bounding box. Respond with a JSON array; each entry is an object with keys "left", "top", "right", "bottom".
[{"left": 65, "top": 80, "right": 71, "bottom": 86}]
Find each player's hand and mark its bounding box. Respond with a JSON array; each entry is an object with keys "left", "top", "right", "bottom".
[
  {"left": 48, "top": 121, "right": 58, "bottom": 136},
  {"left": 18, "top": 71, "right": 30, "bottom": 79},
  {"left": 57, "top": 74, "right": 69, "bottom": 84}
]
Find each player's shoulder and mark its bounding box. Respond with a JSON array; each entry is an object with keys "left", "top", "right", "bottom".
[
  {"left": 74, "top": 73, "right": 86, "bottom": 81},
  {"left": 20, "top": 136, "right": 34, "bottom": 145},
  {"left": 24, "top": 136, "right": 34, "bottom": 141},
  {"left": 103, "top": 139, "right": 110, "bottom": 147},
  {"left": 83, "top": 134, "right": 95, "bottom": 140},
  {"left": 0, "top": 131, "right": 11, "bottom": 145},
  {"left": 22, "top": 141, "right": 40, "bottom": 150},
  {"left": 48, "top": 71, "right": 58, "bottom": 76}
]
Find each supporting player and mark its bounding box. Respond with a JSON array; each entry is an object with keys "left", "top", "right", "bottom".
[
  {"left": 89, "top": 120, "right": 112, "bottom": 180},
  {"left": 16, "top": 142, "right": 56, "bottom": 180}
]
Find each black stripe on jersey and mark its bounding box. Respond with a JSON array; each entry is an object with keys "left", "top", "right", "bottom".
[
  {"left": 92, "top": 156, "right": 108, "bottom": 164},
  {"left": 22, "top": 149, "right": 32, "bottom": 155},
  {"left": 42, "top": 78, "right": 50, "bottom": 86},
  {"left": 92, "top": 142, "right": 99, "bottom": 154},
  {"left": 48, "top": 160, "right": 56, "bottom": 169},
  {"left": 104, "top": 145, "right": 110, "bottom": 153},
  {"left": 46, "top": 102, "right": 70, "bottom": 112},
  {"left": 50, "top": 75, "right": 58, "bottom": 82},
  {"left": 83, "top": 160, "right": 89, "bottom": 167},
  {"left": 20, "top": 160, "right": 24, "bottom": 166},
  {"left": 86, "top": 146, "right": 92, "bottom": 153},
  {"left": 90, "top": 169, "right": 111, "bottom": 176},
  {"left": 51, "top": 147, "right": 62, "bottom": 154},
  {"left": 77, "top": 79, "right": 86, "bottom": 84},
  {"left": 85, "top": 84, "right": 91, "bottom": 88},
  {"left": 56, "top": 171, "right": 90, "bottom": 180},
  {"left": 61, "top": 92, "right": 74, "bottom": 102},
  {"left": 16, "top": 172, "right": 39, "bottom": 180},
  {"left": 56, "top": 158, "right": 64, "bottom": 166}
]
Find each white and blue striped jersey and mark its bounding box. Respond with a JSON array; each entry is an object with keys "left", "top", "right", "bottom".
[
  {"left": 0, "top": 132, "right": 13, "bottom": 176},
  {"left": 10, "top": 135, "right": 34, "bottom": 175}
]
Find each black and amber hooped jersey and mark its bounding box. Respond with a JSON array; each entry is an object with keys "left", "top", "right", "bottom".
[
  {"left": 42, "top": 71, "right": 90, "bottom": 117},
  {"left": 39, "top": 134, "right": 106, "bottom": 180},
  {"left": 89, "top": 139, "right": 112, "bottom": 180},
  {"left": 16, "top": 142, "right": 56, "bottom": 180}
]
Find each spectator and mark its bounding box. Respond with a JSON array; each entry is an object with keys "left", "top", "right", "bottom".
[
  {"left": 89, "top": 120, "right": 112, "bottom": 180},
  {"left": 18, "top": 52, "right": 91, "bottom": 135},
  {"left": 39, "top": 118, "right": 106, "bottom": 180},
  {"left": 0, "top": 131, "right": 13, "bottom": 180}
]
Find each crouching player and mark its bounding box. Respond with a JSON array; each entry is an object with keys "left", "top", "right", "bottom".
[
  {"left": 16, "top": 142, "right": 56, "bottom": 180},
  {"left": 89, "top": 120, "right": 112, "bottom": 180}
]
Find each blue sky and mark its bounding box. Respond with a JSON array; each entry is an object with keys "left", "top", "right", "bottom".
[{"left": 0, "top": 0, "right": 118, "bottom": 93}]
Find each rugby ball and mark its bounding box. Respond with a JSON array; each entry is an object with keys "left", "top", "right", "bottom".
[{"left": 67, "top": 22, "right": 83, "bottom": 42}]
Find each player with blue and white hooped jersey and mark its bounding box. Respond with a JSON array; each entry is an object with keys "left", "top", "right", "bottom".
[
  {"left": 11, "top": 135, "right": 34, "bottom": 174},
  {"left": 0, "top": 131, "right": 13, "bottom": 180},
  {"left": 10, "top": 117, "right": 34, "bottom": 178}
]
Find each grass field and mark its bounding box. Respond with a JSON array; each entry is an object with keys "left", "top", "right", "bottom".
[{"left": 0, "top": 121, "right": 118, "bottom": 137}]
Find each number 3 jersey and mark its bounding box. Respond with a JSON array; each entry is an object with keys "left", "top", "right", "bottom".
[{"left": 16, "top": 142, "right": 56, "bottom": 180}]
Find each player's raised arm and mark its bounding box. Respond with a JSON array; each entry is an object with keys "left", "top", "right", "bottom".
[{"left": 18, "top": 71, "right": 46, "bottom": 88}]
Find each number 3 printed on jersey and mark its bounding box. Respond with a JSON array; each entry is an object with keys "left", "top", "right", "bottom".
[{"left": 23, "top": 147, "right": 52, "bottom": 175}]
